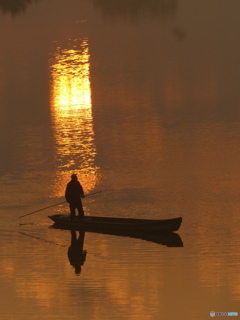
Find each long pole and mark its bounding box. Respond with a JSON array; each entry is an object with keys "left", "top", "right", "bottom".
[
  {"left": 18, "top": 190, "right": 102, "bottom": 219},
  {"left": 18, "top": 201, "right": 67, "bottom": 219}
]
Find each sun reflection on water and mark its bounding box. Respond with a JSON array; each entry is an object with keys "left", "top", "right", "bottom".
[{"left": 49, "top": 38, "right": 100, "bottom": 197}]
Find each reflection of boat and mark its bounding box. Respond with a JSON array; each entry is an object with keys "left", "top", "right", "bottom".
[
  {"left": 52, "top": 223, "right": 183, "bottom": 247},
  {"left": 49, "top": 215, "right": 182, "bottom": 232},
  {"left": 49, "top": 215, "right": 183, "bottom": 247}
]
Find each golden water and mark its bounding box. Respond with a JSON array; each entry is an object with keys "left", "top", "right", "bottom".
[{"left": 0, "top": 0, "right": 240, "bottom": 319}]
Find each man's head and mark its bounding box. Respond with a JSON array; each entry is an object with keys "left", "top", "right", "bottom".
[{"left": 71, "top": 174, "right": 78, "bottom": 181}]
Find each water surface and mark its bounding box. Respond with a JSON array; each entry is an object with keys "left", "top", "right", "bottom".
[{"left": 0, "top": 0, "right": 240, "bottom": 319}]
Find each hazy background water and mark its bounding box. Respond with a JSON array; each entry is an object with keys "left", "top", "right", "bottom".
[{"left": 0, "top": 0, "right": 240, "bottom": 319}]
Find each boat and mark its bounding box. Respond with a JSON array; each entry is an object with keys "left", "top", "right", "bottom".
[
  {"left": 49, "top": 215, "right": 183, "bottom": 247},
  {"left": 48, "top": 214, "right": 182, "bottom": 233}
]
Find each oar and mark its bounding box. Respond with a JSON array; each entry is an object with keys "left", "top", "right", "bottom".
[
  {"left": 19, "top": 201, "right": 67, "bottom": 219},
  {"left": 18, "top": 190, "right": 103, "bottom": 219},
  {"left": 85, "top": 190, "right": 102, "bottom": 197}
]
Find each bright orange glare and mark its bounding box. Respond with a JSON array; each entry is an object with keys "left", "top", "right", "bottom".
[{"left": 49, "top": 38, "right": 100, "bottom": 197}]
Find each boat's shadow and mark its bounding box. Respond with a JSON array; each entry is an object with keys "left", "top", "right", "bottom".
[{"left": 51, "top": 223, "right": 184, "bottom": 247}]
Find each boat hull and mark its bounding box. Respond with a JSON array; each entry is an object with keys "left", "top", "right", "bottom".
[{"left": 48, "top": 214, "right": 182, "bottom": 233}]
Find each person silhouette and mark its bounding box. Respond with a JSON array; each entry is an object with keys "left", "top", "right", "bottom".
[
  {"left": 65, "top": 174, "right": 85, "bottom": 219},
  {"left": 68, "top": 230, "right": 87, "bottom": 275}
]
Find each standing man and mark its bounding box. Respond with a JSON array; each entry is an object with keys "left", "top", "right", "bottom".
[{"left": 65, "top": 174, "right": 85, "bottom": 219}]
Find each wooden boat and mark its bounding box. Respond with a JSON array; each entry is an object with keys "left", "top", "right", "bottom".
[{"left": 48, "top": 214, "right": 182, "bottom": 233}]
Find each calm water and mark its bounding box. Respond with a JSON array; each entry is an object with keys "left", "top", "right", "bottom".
[{"left": 0, "top": 0, "right": 240, "bottom": 319}]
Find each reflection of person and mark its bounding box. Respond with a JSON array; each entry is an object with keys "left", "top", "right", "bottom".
[
  {"left": 65, "top": 174, "right": 85, "bottom": 219},
  {"left": 68, "top": 230, "right": 87, "bottom": 275}
]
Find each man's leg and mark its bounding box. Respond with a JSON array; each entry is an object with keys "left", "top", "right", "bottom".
[
  {"left": 76, "top": 201, "right": 84, "bottom": 218},
  {"left": 70, "top": 203, "right": 76, "bottom": 219}
]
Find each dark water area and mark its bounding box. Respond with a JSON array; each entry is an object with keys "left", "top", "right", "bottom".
[{"left": 0, "top": 0, "right": 240, "bottom": 319}]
